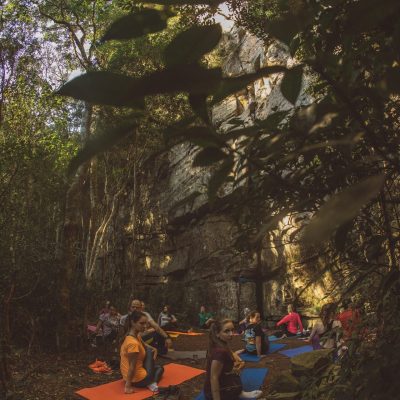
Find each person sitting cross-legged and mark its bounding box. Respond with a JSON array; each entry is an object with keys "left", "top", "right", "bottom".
[
  {"left": 242, "top": 310, "right": 270, "bottom": 357},
  {"left": 199, "top": 305, "right": 215, "bottom": 329},
  {"left": 158, "top": 305, "right": 178, "bottom": 331},
  {"left": 276, "top": 304, "right": 304, "bottom": 338}
]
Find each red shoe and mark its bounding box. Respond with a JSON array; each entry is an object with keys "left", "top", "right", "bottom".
[{"left": 89, "top": 359, "right": 105, "bottom": 369}]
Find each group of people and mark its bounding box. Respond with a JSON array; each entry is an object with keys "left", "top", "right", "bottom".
[
  {"left": 93, "top": 300, "right": 178, "bottom": 352},
  {"left": 93, "top": 298, "right": 360, "bottom": 398}
]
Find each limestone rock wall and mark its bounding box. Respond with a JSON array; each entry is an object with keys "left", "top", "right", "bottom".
[{"left": 122, "top": 27, "right": 330, "bottom": 325}]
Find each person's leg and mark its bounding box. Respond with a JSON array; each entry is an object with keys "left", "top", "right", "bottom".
[{"left": 153, "top": 332, "right": 168, "bottom": 355}]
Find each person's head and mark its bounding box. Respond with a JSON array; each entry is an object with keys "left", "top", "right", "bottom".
[
  {"left": 249, "top": 311, "right": 261, "bottom": 324},
  {"left": 163, "top": 305, "right": 170, "bottom": 313},
  {"left": 319, "top": 303, "right": 337, "bottom": 327},
  {"left": 130, "top": 299, "right": 142, "bottom": 313},
  {"left": 200, "top": 305, "right": 206, "bottom": 313},
  {"left": 105, "top": 300, "right": 111, "bottom": 307},
  {"left": 141, "top": 301, "right": 145, "bottom": 311},
  {"left": 208, "top": 319, "right": 234, "bottom": 354},
  {"left": 287, "top": 304, "right": 294, "bottom": 313},
  {"left": 109, "top": 306, "right": 117, "bottom": 316},
  {"left": 128, "top": 310, "right": 147, "bottom": 333}
]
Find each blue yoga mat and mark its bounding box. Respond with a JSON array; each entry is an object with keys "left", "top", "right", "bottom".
[
  {"left": 239, "top": 343, "right": 286, "bottom": 362},
  {"left": 279, "top": 345, "right": 313, "bottom": 358},
  {"left": 194, "top": 368, "right": 268, "bottom": 400},
  {"left": 268, "top": 335, "right": 279, "bottom": 341},
  {"left": 269, "top": 342, "right": 286, "bottom": 353}
]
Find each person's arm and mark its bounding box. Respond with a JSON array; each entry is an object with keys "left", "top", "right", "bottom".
[
  {"left": 276, "top": 314, "right": 290, "bottom": 327},
  {"left": 148, "top": 319, "right": 172, "bottom": 345},
  {"left": 297, "top": 314, "right": 304, "bottom": 332},
  {"left": 210, "top": 360, "right": 223, "bottom": 400},
  {"left": 124, "top": 352, "right": 138, "bottom": 394},
  {"left": 157, "top": 313, "right": 162, "bottom": 327},
  {"left": 171, "top": 314, "right": 177, "bottom": 323},
  {"left": 94, "top": 319, "right": 103, "bottom": 335},
  {"left": 144, "top": 342, "right": 158, "bottom": 360},
  {"left": 232, "top": 352, "right": 245, "bottom": 373},
  {"left": 255, "top": 336, "right": 263, "bottom": 356}
]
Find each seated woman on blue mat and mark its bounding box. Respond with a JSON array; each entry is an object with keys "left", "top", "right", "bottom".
[
  {"left": 308, "top": 303, "right": 343, "bottom": 351},
  {"left": 242, "top": 311, "right": 270, "bottom": 357},
  {"left": 203, "top": 319, "right": 262, "bottom": 400},
  {"left": 276, "top": 304, "right": 304, "bottom": 338},
  {"left": 120, "top": 311, "right": 164, "bottom": 394}
]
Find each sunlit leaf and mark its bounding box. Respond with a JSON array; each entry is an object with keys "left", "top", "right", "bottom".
[
  {"left": 281, "top": 65, "right": 303, "bottom": 105},
  {"left": 193, "top": 147, "right": 228, "bottom": 167},
  {"left": 211, "top": 65, "right": 286, "bottom": 104},
  {"left": 68, "top": 118, "right": 139, "bottom": 175},
  {"left": 164, "top": 24, "right": 222, "bottom": 67},
  {"left": 101, "top": 9, "right": 169, "bottom": 43},
  {"left": 303, "top": 175, "right": 385, "bottom": 244},
  {"left": 208, "top": 157, "right": 234, "bottom": 199}
]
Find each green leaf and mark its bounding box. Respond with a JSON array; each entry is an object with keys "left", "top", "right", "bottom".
[
  {"left": 164, "top": 24, "right": 222, "bottom": 67},
  {"left": 193, "top": 147, "right": 228, "bottom": 167},
  {"left": 208, "top": 157, "right": 234, "bottom": 199},
  {"left": 57, "top": 66, "right": 222, "bottom": 106},
  {"left": 56, "top": 72, "right": 145, "bottom": 107},
  {"left": 281, "top": 65, "right": 303, "bottom": 105},
  {"left": 101, "top": 9, "right": 169, "bottom": 43},
  {"left": 211, "top": 65, "right": 286, "bottom": 104},
  {"left": 264, "top": 14, "right": 301, "bottom": 46},
  {"left": 68, "top": 118, "right": 138, "bottom": 176},
  {"left": 303, "top": 175, "right": 385, "bottom": 244}
]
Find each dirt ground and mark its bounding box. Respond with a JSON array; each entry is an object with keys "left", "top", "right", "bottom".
[{"left": 9, "top": 332, "right": 308, "bottom": 399}]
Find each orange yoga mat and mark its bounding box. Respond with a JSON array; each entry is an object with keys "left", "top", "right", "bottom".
[
  {"left": 76, "top": 363, "right": 205, "bottom": 400},
  {"left": 166, "top": 331, "right": 205, "bottom": 336}
]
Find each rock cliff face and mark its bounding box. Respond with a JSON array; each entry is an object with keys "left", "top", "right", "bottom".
[{"left": 125, "top": 27, "right": 330, "bottom": 325}]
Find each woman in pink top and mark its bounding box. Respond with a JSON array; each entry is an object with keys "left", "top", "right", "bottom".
[{"left": 276, "top": 304, "right": 303, "bottom": 337}]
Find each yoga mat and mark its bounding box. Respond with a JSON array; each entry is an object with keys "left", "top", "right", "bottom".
[
  {"left": 269, "top": 343, "right": 286, "bottom": 353},
  {"left": 268, "top": 335, "right": 279, "bottom": 341},
  {"left": 194, "top": 368, "right": 268, "bottom": 400},
  {"left": 166, "top": 331, "right": 205, "bottom": 336},
  {"left": 239, "top": 343, "right": 286, "bottom": 361},
  {"left": 279, "top": 345, "right": 313, "bottom": 358},
  {"left": 76, "top": 363, "right": 205, "bottom": 400},
  {"left": 240, "top": 353, "right": 261, "bottom": 362}
]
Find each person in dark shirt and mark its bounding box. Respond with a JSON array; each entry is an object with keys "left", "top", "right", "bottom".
[
  {"left": 203, "top": 319, "right": 262, "bottom": 400},
  {"left": 243, "top": 311, "right": 270, "bottom": 356}
]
